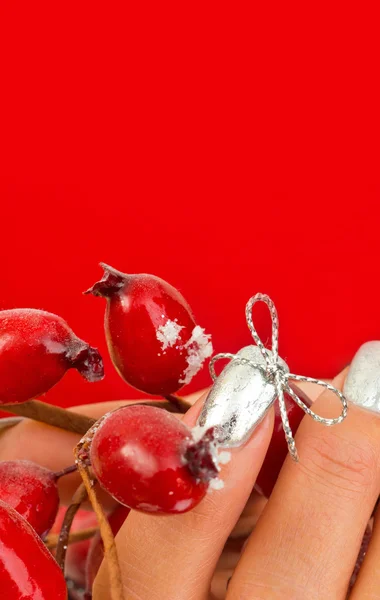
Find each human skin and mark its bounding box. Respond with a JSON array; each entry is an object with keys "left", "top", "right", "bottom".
[{"left": 1, "top": 375, "right": 380, "bottom": 599}]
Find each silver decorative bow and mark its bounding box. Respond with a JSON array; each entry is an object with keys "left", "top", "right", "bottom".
[{"left": 209, "top": 293, "right": 348, "bottom": 461}]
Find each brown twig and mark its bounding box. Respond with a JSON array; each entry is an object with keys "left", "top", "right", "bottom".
[
  {"left": 163, "top": 394, "right": 191, "bottom": 413},
  {"left": 54, "top": 464, "right": 78, "bottom": 479},
  {"left": 56, "top": 483, "right": 88, "bottom": 570},
  {"left": 45, "top": 526, "right": 98, "bottom": 549},
  {"left": 0, "top": 399, "right": 179, "bottom": 435},
  {"left": 0, "top": 400, "right": 96, "bottom": 434},
  {"left": 75, "top": 451, "right": 124, "bottom": 600},
  {"left": 123, "top": 399, "right": 179, "bottom": 413}
]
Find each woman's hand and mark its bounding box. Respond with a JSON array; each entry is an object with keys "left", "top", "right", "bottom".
[{"left": 1, "top": 358, "right": 380, "bottom": 599}]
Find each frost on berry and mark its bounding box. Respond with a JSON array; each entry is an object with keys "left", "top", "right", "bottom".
[
  {"left": 156, "top": 319, "right": 184, "bottom": 350},
  {"left": 179, "top": 325, "right": 213, "bottom": 385},
  {"left": 208, "top": 478, "right": 225, "bottom": 491},
  {"left": 218, "top": 451, "right": 232, "bottom": 465}
]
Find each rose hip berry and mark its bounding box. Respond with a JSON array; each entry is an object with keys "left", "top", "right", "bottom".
[
  {"left": 0, "top": 460, "right": 60, "bottom": 537},
  {"left": 85, "top": 263, "right": 212, "bottom": 395},
  {"left": 0, "top": 309, "right": 104, "bottom": 404},
  {"left": 89, "top": 405, "right": 219, "bottom": 514},
  {"left": 0, "top": 500, "right": 67, "bottom": 599}
]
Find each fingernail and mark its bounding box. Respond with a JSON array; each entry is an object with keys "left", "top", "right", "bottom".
[
  {"left": 343, "top": 341, "right": 380, "bottom": 413},
  {"left": 196, "top": 345, "right": 288, "bottom": 447}
]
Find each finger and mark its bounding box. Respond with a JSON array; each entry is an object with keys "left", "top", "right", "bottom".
[
  {"left": 0, "top": 379, "right": 315, "bottom": 506},
  {"left": 211, "top": 493, "right": 268, "bottom": 599},
  {"left": 229, "top": 367, "right": 380, "bottom": 600},
  {"left": 229, "top": 492, "right": 267, "bottom": 539},
  {"left": 212, "top": 570, "right": 233, "bottom": 600},
  {"left": 93, "top": 392, "right": 274, "bottom": 600}
]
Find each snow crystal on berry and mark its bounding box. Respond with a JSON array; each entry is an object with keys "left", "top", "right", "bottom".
[
  {"left": 179, "top": 326, "right": 213, "bottom": 385},
  {"left": 218, "top": 451, "right": 231, "bottom": 465},
  {"left": 208, "top": 478, "right": 224, "bottom": 491},
  {"left": 156, "top": 319, "right": 184, "bottom": 350},
  {"left": 190, "top": 425, "right": 208, "bottom": 443}
]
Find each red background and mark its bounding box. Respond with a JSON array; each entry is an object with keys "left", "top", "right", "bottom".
[{"left": 0, "top": 3, "right": 379, "bottom": 407}]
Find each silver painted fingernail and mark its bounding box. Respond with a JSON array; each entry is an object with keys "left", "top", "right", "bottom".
[
  {"left": 343, "top": 341, "right": 380, "bottom": 413},
  {"left": 197, "top": 345, "right": 288, "bottom": 447}
]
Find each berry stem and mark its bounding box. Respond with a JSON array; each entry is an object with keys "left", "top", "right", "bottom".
[
  {"left": 84, "top": 263, "right": 126, "bottom": 297},
  {"left": 54, "top": 464, "right": 78, "bottom": 480},
  {"left": 75, "top": 451, "right": 125, "bottom": 600},
  {"left": 163, "top": 394, "right": 191, "bottom": 413},
  {"left": 0, "top": 400, "right": 96, "bottom": 434},
  {"left": 45, "top": 526, "right": 98, "bottom": 549},
  {"left": 0, "top": 399, "right": 177, "bottom": 435},
  {"left": 123, "top": 399, "right": 181, "bottom": 413},
  {"left": 56, "top": 483, "right": 88, "bottom": 570}
]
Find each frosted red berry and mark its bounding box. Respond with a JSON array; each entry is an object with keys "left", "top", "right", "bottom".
[
  {"left": 0, "top": 460, "right": 60, "bottom": 536},
  {"left": 0, "top": 309, "right": 104, "bottom": 405},
  {"left": 0, "top": 499, "right": 67, "bottom": 599},
  {"left": 85, "top": 263, "right": 212, "bottom": 395},
  {"left": 89, "top": 405, "right": 219, "bottom": 514}
]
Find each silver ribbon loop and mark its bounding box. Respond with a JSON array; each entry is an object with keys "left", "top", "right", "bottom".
[{"left": 209, "top": 293, "right": 348, "bottom": 461}]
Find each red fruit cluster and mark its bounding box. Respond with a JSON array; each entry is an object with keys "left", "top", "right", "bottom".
[
  {"left": 0, "top": 265, "right": 218, "bottom": 599},
  {"left": 0, "top": 262, "right": 300, "bottom": 600},
  {"left": 0, "top": 265, "right": 303, "bottom": 600}
]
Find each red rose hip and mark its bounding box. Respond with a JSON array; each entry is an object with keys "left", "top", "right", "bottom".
[
  {"left": 0, "top": 460, "right": 60, "bottom": 536},
  {"left": 89, "top": 405, "right": 219, "bottom": 514},
  {"left": 0, "top": 500, "right": 67, "bottom": 599},
  {"left": 85, "top": 263, "right": 212, "bottom": 395},
  {"left": 0, "top": 309, "right": 104, "bottom": 404}
]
